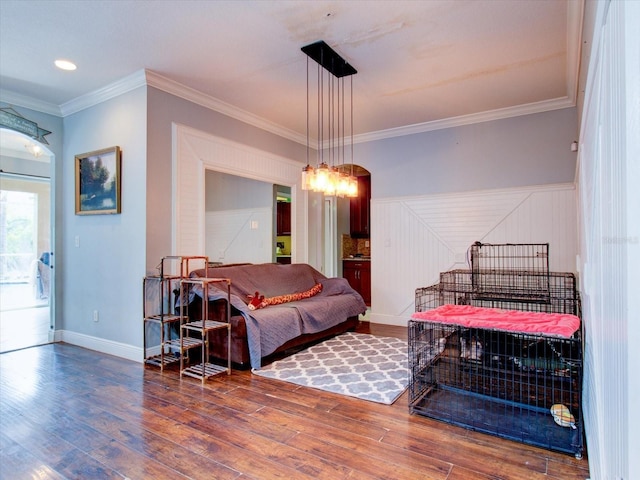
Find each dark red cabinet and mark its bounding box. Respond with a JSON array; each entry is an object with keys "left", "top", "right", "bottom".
[
  {"left": 277, "top": 201, "right": 291, "bottom": 236},
  {"left": 350, "top": 175, "right": 370, "bottom": 238},
  {"left": 343, "top": 260, "right": 371, "bottom": 306}
]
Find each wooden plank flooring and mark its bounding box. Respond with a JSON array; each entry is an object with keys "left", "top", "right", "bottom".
[{"left": 0, "top": 323, "right": 589, "bottom": 480}]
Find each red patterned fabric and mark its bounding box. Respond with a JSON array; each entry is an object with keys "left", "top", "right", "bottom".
[
  {"left": 411, "top": 304, "right": 580, "bottom": 338},
  {"left": 247, "top": 283, "right": 323, "bottom": 310}
]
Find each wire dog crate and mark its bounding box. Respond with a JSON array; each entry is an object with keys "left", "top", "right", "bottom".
[
  {"left": 409, "top": 242, "right": 583, "bottom": 457},
  {"left": 470, "top": 242, "right": 550, "bottom": 274},
  {"left": 409, "top": 319, "right": 583, "bottom": 457},
  {"left": 416, "top": 270, "right": 580, "bottom": 316},
  {"left": 469, "top": 242, "right": 551, "bottom": 302}
]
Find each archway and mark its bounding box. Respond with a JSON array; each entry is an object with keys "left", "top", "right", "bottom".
[
  {"left": 329, "top": 164, "right": 371, "bottom": 284},
  {"left": 0, "top": 128, "right": 55, "bottom": 352}
]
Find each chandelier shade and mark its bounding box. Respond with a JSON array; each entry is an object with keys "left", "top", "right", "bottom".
[{"left": 301, "top": 40, "right": 358, "bottom": 198}]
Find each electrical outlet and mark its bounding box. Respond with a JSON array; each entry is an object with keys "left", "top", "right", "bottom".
[
  {"left": 93, "top": 310, "right": 99, "bottom": 322},
  {"left": 75, "top": 235, "right": 80, "bottom": 247}
]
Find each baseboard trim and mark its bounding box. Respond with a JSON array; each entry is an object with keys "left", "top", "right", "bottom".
[
  {"left": 56, "top": 330, "right": 143, "bottom": 363},
  {"left": 367, "top": 312, "right": 408, "bottom": 327},
  {"left": 54, "top": 317, "right": 405, "bottom": 362}
]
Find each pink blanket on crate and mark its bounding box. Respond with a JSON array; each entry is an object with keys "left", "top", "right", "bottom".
[{"left": 411, "top": 304, "right": 580, "bottom": 338}]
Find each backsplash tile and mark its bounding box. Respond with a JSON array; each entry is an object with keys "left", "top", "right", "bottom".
[{"left": 342, "top": 234, "right": 370, "bottom": 258}]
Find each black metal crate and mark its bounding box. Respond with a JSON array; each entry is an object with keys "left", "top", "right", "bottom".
[
  {"left": 469, "top": 243, "right": 550, "bottom": 300},
  {"left": 469, "top": 242, "right": 550, "bottom": 274},
  {"left": 409, "top": 319, "right": 583, "bottom": 457},
  {"left": 416, "top": 270, "right": 580, "bottom": 316}
]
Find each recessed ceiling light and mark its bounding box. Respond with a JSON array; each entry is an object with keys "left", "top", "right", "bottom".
[{"left": 55, "top": 59, "right": 77, "bottom": 71}]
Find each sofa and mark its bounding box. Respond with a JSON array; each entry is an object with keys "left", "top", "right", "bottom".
[{"left": 186, "top": 263, "right": 367, "bottom": 369}]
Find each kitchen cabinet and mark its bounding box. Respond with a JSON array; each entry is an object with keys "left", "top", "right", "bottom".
[
  {"left": 277, "top": 201, "right": 291, "bottom": 236},
  {"left": 343, "top": 260, "right": 371, "bottom": 306},
  {"left": 276, "top": 256, "right": 291, "bottom": 264},
  {"left": 349, "top": 175, "right": 370, "bottom": 238}
]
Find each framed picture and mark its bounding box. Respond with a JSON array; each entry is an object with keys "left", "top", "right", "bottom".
[{"left": 75, "top": 146, "right": 121, "bottom": 215}]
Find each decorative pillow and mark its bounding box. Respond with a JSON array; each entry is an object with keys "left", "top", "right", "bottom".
[{"left": 247, "top": 283, "right": 323, "bottom": 310}]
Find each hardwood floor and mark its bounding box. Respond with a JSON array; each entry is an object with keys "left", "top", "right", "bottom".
[
  {"left": 0, "top": 282, "right": 51, "bottom": 353},
  {"left": 0, "top": 323, "right": 589, "bottom": 480}
]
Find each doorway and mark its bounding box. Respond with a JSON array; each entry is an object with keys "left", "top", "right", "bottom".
[
  {"left": 333, "top": 164, "right": 371, "bottom": 272},
  {"left": 275, "top": 185, "right": 292, "bottom": 264},
  {"left": 0, "top": 129, "right": 53, "bottom": 353},
  {"left": 204, "top": 170, "right": 289, "bottom": 265}
]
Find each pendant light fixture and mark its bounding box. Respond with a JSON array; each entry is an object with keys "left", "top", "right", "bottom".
[
  {"left": 300, "top": 40, "right": 358, "bottom": 198},
  {"left": 24, "top": 142, "right": 44, "bottom": 158}
]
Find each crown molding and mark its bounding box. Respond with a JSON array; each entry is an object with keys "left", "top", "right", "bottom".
[
  {"left": 59, "top": 70, "right": 147, "bottom": 117},
  {"left": 0, "top": 90, "right": 62, "bottom": 117},
  {"left": 566, "top": 0, "right": 585, "bottom": 106},
  {"left": 353, "top": 96, "right": 576, "bottom": 144},
  {"left": 2, "top": 24, "right": 581, "bottom": 147},
  {"left": 145, "top": 70, "right": 308, "bottom": 147}
]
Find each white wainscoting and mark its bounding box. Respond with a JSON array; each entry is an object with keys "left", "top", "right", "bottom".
[
  {"left": 576, "top": 1, "right": 639, "bottom": 478},
  {"left": 205, "top": 208, "right": 273, "bottom": 264},
  {"left": 369, "top": 183, "right": 577, "bottom": 325}
]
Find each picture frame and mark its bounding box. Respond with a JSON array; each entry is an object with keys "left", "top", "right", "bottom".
[{"left": 75, "top": 146, "right": 122, "bottom": 215}]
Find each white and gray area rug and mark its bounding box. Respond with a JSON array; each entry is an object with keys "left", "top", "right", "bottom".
[{"left": 253, "top": 332, "right": 409, "bottom": 404}]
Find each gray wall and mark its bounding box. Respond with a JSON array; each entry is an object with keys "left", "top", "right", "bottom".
[
  {"left": 359, "top": 108, "right": 578, "bottom": 199},
  {"left": 53, "top": 85, "right": 306, "bottom": 353},
  {"left": 145, "top": 87, "right": 307, "bottom": 271},
  {"left": 61, "top": 87, "right": 147, "bottom": 347},
  {"left": 49, "top": 83, "right": 579, "bottom": 354},
  {"left": 205, "top": 170, "right": 272, "bottom": 211}
]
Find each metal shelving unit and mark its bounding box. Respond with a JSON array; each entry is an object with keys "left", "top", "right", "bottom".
[
  {"left": 143, "top": 256, "right": 209, "bottom": 370},
  {"left": 179, "top": 276, "right": 231, "bottom": 382}
]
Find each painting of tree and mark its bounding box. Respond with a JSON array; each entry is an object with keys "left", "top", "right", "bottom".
[{"left": 75, "top": 146, "right": 121, "bottom": 214}]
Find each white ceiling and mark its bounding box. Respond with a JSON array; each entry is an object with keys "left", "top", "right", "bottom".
[{"left": 0, "top": 0, "right": 583, "bottom": 147}]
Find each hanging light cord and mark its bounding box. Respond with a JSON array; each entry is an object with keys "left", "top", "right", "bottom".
[
  {"left": 306, "top": 56, "right": 309, "bottom": 167},
  {"left": 318, "top": 62, "right": 322, "bottom": 166},
  {"left": 341, "top": 76, "right": 345, "bottom": 170},
  {"left": 350, "top": 76, "right": 354, "bottom": 178}
]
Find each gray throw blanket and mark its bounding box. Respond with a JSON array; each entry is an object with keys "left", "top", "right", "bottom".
[{"left": 189, "top": 263, "right": 366, "bottom": 368}]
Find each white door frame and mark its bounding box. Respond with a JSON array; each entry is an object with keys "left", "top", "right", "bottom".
[{"left": 323, "top": 197, "right": 337, "bottom": 277}]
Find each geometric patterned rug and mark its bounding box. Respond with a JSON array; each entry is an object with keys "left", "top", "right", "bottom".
[{"left": 252, "top": 332, "right": 408, "bottom": 404}]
